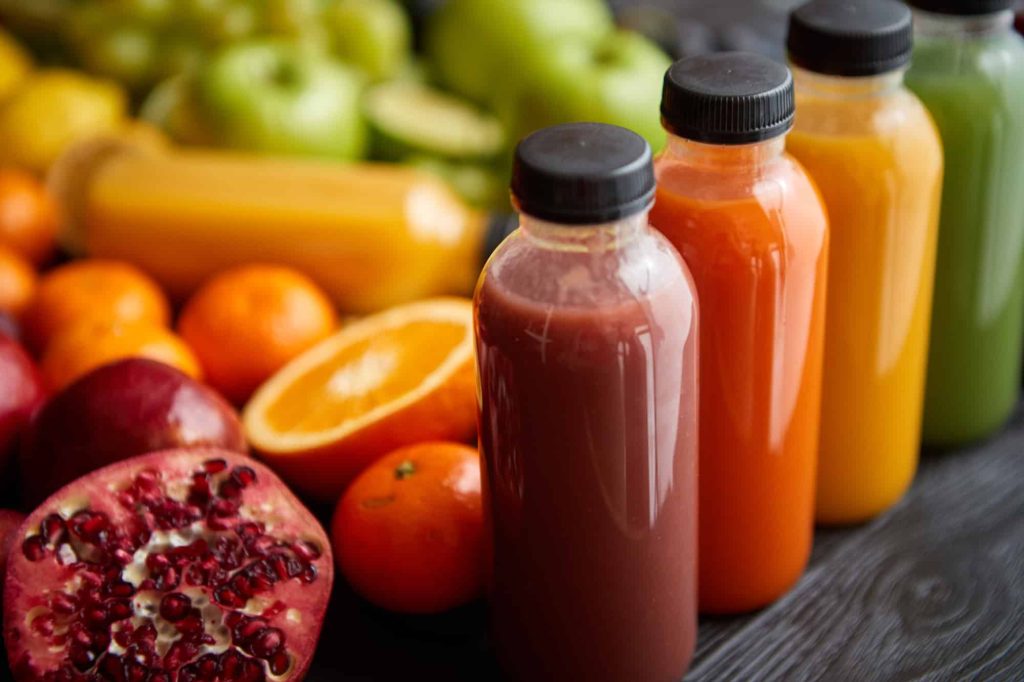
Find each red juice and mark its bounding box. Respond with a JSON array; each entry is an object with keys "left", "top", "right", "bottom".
[{"left": 474, "top": 123, "right": 698, "bottom": 682}]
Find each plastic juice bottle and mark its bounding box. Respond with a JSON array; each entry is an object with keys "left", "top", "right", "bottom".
[
  {"left": 48, "top": 136, "right": 500, "bottom": 314},
  {"left": 904, "top": 0, "right": 1024, "bottom": 446},
  {"left": 785, "top": 0, "right": 943, "bottom": 524},
  {"left": 475, "top": 123, "right": 698, "bottom": 681},
  {"left": 649, "top": 53, "right": 829, "bottom": 614}
]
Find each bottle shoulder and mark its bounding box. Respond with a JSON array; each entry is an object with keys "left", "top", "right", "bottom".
[{"left": 478, "top": 226, "right": 696, "bottom": 314}]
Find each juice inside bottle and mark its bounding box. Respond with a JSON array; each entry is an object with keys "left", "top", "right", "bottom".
[
  {"left": 48, "top": 135, "right": 491, "bottom": 314},
  {"left": 475, "top": 123, "right": 698, "bottom": 680},
  {"left": 786, "top": 0, "right": 943, "bottom": 523},
  {"left": 905, "top": 1, "right": 1024, "bottom": 446},
  {"left": 649, "top": 53, "right": 829, "bottom": 614}
]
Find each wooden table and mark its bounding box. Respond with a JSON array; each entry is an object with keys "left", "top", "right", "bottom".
[
  {"left": 305, "top": 403, "right": 1024, "bottom": 681},
  {"left": 3, "top": 406, "right": 1021, "bottom": 681}
]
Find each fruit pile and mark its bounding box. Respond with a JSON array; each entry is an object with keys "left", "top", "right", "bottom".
[
  {"left": 0, "top": 165, "right": 484, "bottom": 679},
  {"left": 0, "top": 0, "right": 674, "bottom": 210}
]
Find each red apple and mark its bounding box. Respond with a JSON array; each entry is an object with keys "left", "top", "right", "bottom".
[
  {"left": 0, "top": 335, "right": 45, "bottom": 470},
  {"left": 19, "top": 357, "right": 247, "bottom": 506}
]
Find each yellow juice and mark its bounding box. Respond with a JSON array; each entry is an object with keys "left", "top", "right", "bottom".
[{"left": 788, "top": 70, "right": 943, "bottom": 524}]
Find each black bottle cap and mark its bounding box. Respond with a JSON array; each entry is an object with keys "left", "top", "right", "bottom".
[
  {"left": 788, "top": 0, "right": 913, "bottom": 77},
  {"left": 510, "top": 122, "right": 655, "bottom": 225},
  {"left": 905, "top": 0, "right": 1015, "bottom": 15},
  {"left": 660, "top": 52, "right": 795, "bottom": 145}
]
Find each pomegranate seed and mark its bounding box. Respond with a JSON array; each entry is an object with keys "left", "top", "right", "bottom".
[
  {"left": 105, "top": 580, "right": 136, "bottom": 598},
  {"left": 133, "top": 622, "right": 157, "bottom": 645},
  {"left": 111, "top": 548, "right": 133, "bottom": 565},
  {"left": 176, "top": 613, "right": 204, "bottom": 636},
  {"left": 218, "top": 650, "right": 244, "bottom": 676},
  {"left": 292, "top": 540, "right": 321, "bottom": 561},
  {"left": 84, "top": 605, "right": 108, "bottom": 629},
  {"left": 270, "top": 650, "right": 291, "bottom": 676},
  {"left": 249, "top": 627, "right": 284, "bottom": 659},
  {"left": 150, "top": 674, "right": 171, "bottom": 682},
  {"left": 218, "top": 480, "right": 242, "bottom": 499},
  {"left": 21, "top": 535, "right": 47, "bottom": 561},
  {"left": 203, "top": 458, "right": 228, "bottom": 474},
  {"left": 133, "top": 469, "right": 160, "bottom": 491},
  {"left": 69, "top": 645, "right": 96, "bottom": 671},
  {"left": 164, "top": 640, "right": 198, "bottom": 670},
  {"left": 239, "top": 657, "right": 266, "bottom": 682},
  {"left": 40, "top": 513, "right": 67, "bottom": 545},
  {"left": 233, "top": 617, "right": 268, "bottom": 642},
  {"left": 159, "top": 593, "right": 191, "bottom": 622},
  {"left": 125, "top": 660, "right": 148, "bottom": 682},
  {"left": 98, "top": 653, "right": 125, "bottom": 682},
  {"left": 267, "top": 555, "right": 289, "bottom": 581},
  {"left": 207, "top": 511, "right": 237, "bottom": 531},
  {"left": 146, "top": 554, "right": 169, "bottom": 571},
  {"left": 300, "top": 564, "right": 318, "bottom": 584},
  {"left": 216, "top": 585, "right": 245, "bottom": 606},
  {"left": 30, "top": 613, "right": 55, "bottom": 636},
  {"left": 196, "top": 653, "right": 219, "bottom": 675},
  {"left": 247, "top": 536, "right": 276, "bottom": 557},
  {"left": 109, "top": 599, "right": 134, "bottom": 621},
  {"left": 155, "top": 567, "right": 180, "bottom": 591},
  {"left": 70, "top": 510, "right": 110, "bottom": 542},
  {"left": 231, "top": 466, "right": 257, "bottom": 487},
  {"left": 50, "top": 593, "right": 77, "bottom": 614}
]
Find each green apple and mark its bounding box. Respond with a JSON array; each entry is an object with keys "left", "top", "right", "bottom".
[
  {"left": 121, "top": 0, "right": 176, "bottom": 25},
  {"left": 64, "top": 8, "right": 157, "bottom": 89},
  {"left": 326, "top": 0, "right": 411, "bottom": 81},
  {"left": 502, "top": 30, "right": 670, "bottom": 152},
  {"left": 141, "top": 74, "right": 216, "bottom": 145},
  {"left": 206, "top": 1, "right": 260, "bottom": 43},
  {"left": 195, "top": 40, "right": 367, "bottom": 159},
  {"left": 426, "top": 0, "right": 614, "bottom": 107}
]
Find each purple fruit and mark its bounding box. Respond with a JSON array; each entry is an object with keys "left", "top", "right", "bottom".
[{"left": 19, "top": 357, "right": 247, "bottom": 506}]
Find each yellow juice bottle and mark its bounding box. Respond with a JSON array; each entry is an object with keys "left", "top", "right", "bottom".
[
  {"left": 786, "top": 0, "right": 943, "bottom": 524},
  {"left": 49, "top": 135, "right": 493, "bottom": 314}
]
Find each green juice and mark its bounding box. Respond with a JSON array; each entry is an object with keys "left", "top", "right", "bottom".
[{"left": 906, "top": 9, "right": 1024, "bottom": 446}]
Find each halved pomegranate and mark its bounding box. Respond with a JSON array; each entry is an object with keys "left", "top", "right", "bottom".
[
  {"left": 0, "top": 509, "right": 26, "bottom": 590},
  {"left": 3, "top": 449, "right": 332, "bottom": 681}
]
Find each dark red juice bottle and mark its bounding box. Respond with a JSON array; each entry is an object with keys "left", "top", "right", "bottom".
[{"left": 474, "top": 123, "right": 699, "bottom": 682}]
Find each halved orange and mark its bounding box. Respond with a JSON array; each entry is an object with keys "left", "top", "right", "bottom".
[{"left": 243, "top": 297, "right": 476, "bottom": 502}]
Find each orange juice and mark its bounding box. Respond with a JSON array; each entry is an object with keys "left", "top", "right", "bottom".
[
  {"left": 651, "top": 54, "right": 829, "bottom": 614},
  {"left": 787, "top": 0, "right": 944, "bottom": 524}
]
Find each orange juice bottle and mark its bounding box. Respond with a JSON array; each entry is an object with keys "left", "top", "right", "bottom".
[
  {"left": 650, "top": 53, "right": 829, "bottom": 614},
  {"left": 48, "top": 136, "right": 496, "bottom": 314},
  {"left": 786, "top": 0, "right": 943, "bottom": 524}
]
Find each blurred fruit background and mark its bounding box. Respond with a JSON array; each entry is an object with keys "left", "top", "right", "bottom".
[{"left": 0, "top": 0, "right": 806, "bottom": 212}]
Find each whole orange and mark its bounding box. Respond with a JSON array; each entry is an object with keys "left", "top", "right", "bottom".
[
  {"left": 22, "top": 259, "right": 170, "bottom": 352},
  {"left": 0, "top": 168, "right": 59, "bottom": 266},
  {"left": 332, "top": 441, "right": 484, "bottom": 614},
  {"left": 178, "top": 264, "right": 337, "bottom": 405},
  {"left": 40, "top": 318, "right": 201, "bottom": 392},
  {"left": 0, "top": 245, "right": 35, "bottom": 319}
]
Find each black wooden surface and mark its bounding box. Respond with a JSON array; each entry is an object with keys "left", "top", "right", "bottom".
[{"left": 3, "top": 405, "right": 1022, "bottom": 681}]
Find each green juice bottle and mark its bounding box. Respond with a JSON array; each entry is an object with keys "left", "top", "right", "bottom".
[{"left": 906, "top": 0, "right": 1024, "bottom": 446}]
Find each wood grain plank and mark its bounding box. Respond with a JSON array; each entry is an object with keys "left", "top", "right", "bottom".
[{"left": 686, "top": 409, "right": 1024, "bottom": 682}]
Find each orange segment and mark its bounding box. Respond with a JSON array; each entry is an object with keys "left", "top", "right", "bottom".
[{"left": 243, "top": 298, "right": 476, "bottom": 502}]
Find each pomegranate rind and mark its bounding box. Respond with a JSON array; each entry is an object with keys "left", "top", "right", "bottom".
[
  {"left": 3, "top": 448, "right": 333, "bottom": 681},
  {"left": 0, "top": 509, "right": 26, "bottom": 588}
]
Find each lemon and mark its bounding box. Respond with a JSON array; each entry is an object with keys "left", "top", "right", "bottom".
[
  {"left": 0, "top": 27, "right": 32, "bottom": 102},
  {"left": 0, "top": 70, "right": 128, "bottom": 173}
]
